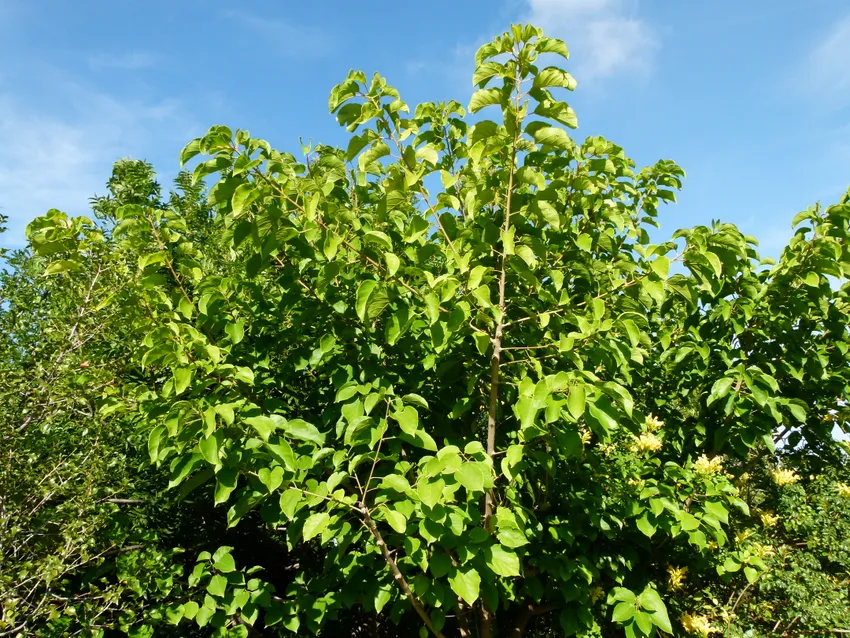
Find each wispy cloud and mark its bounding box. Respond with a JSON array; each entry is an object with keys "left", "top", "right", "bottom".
[
  {"left": 524, "top": 0, "right": 658, "bottom": 81},
  {"left": 0, "top": 77, "right": 196, "bottom": 249},
  {"left": 803, "top": 15, "right": 850, "bottom": 109},
  {"left": 88, "top": 52, "right": 160, "bottom": 71},
  {"left": 224, "top": 9, "right": 332, "bottom": 58}
]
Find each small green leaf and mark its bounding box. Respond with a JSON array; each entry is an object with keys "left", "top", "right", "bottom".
[
  {"left": 283, "top": 418, "right": 325, "bottom": 446},
  {"left": 448, "top": 566, "right": 481, "bottom": 605},
  {"left": 485, "top": 545, "right": 520, "bottom": 577},
  {"left": 469, "top": 88, "right": 503, "bottom": 113},
  {"left": 243, "top": 416, "right": 276, "bottom": 442},
  {"left": 417, "top": 478, "right": 444, "bottom": 508},
  {"left": 650, "top": 255, "right": 670, "bottom": 278},
  {"left": 384, "top": 252, "right": 400, "bottom": 277},
  {"left": 207, "top": 574, "right": 228, "bottom": 597},
  {"left": 455, "top": 463, "right": 488, "bottom": 494},
  {"left": 303, "top": 512, "right": 330, "bottom": 541},
  {"left": 383, "top": 508, "right": 407, "bottom": 533},
  {"left": 567, "top": 385, "right": 586, "bottom": 420}
]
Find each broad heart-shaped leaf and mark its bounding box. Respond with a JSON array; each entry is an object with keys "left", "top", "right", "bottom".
[
  {"left": 213, "top": 552, "right": 236, "bottom": 574},
  {"left": 567, "top": 384, "right": 586, "bottom": 420},
  {"left": 448, "top": 565, "right": 481, "bottom": 605},
  {"left": 708, "top": 377, "right": 735, "bottom": 406},
  {"left": 638, "top": 588, "right": 672, "bottom": 634},
  {"left": 282, "top": 418, "right": 325, "bottom": 446},
  {"left": 214, "top": 469, "right": 238, "bottom": 505},
  {"left": 529, "top": 125, "right": 572, "bottom": 151},
  {"left": 417, "top": 477, "right": 445, "bottom": 508},
  {"left": 231, "top": 183, "right": 260, "bottom": 217},
  {"left": 207, "top": 574, "right": 228, "bottom": 597},
  {"left": 612, "top": 601, "right": 635, "bottom": 623},
  {"left": 303, "top": 512, "right": 330, "bottom": 541},
  {"left": 380, "top": 474, "right": 413, "bottom": 494},
  {"left": 382, "top": 508, "right": 407, "bottom": 534},
  {"left": 532, "top": 66, "right": 577, "bottom": 91},
  {"left": 455, "top": 463, "right": 488, "bottom": 494},
  {"left": 173, "top": 367, "right": 193, "bottom": 395},
  {"left": 484, "top": 544, "right": 520, "bottom": 577},
  {"left": 199, "top": 434, "right": 220, "bottom": 466},
  {"left": 394, "top": 405, "right": 419, "bottom": 435},
  {"left": 469, "top": 88, "right": 503, "bottom": 113},
  {"left": 243, "top": 416, "right": 276, "bottom": 442},
  {"left": 355, "top": 280, "right": 388, "bottom": 322}
]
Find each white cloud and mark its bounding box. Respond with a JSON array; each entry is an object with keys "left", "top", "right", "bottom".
[
  {"left": 88, "top": 52, "right": 160, "bottom": 71},
  {"left": 0, "top": 78, "right": 196, "bottom": 249},
  {"left": 525, "top": 0, "right": 658, "bottom": 81},
  {"left": 223, "top": 9, "right": 331, "bottom": 58},
  {"left": 805, "top": 16, "right": 850, "bottom": 108}
]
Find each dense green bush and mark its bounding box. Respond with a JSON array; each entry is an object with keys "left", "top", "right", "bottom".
[{"left": 1, "top": 24, "right": 848, "bottom": 638}]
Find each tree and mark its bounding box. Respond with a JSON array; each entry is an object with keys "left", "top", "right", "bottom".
[{"left": 10, "top": 23, "right": 850, "bottom": 638}]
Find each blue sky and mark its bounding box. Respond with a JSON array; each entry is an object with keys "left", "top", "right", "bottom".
[{"left": 1, "top": 0, "right": 849, "bottom": 253}]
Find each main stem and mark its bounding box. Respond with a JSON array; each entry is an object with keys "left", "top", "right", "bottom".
[{"left": 481, "top": 109, "right": 520, "bottom": 638}]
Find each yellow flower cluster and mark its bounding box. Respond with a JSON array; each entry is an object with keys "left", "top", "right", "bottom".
[
  {"left": 579, "top": 428, "right": 592, "bottom": 444},
  {"left": 667, "top": 565, "right": 688, "bottom": 590},
  {"left": 693, "top": 454, "right": 724, "bottom": 475},
  {"left": 633, "top": 433, "right": 663, "bottom": 453},
  {"left": 681, "top": 613, "right": 714, "bottom": 636},
  {"left": 836, "top": 483, "right": 850, "bottom": 498},
  {"left": 645, "top": 414, "right": 664, "bottom": 431},
  {"left": 589, "top": 586, "right": 605, "bottom": 602},
  {"left": 751, "top": 543, "right": 775, "bottom": 559},
  {"left": 771, "top": 468, "right": 800, "bottom": 486},
  {"left": 760, "top": 511, "right": 779, "bottom": 527}
]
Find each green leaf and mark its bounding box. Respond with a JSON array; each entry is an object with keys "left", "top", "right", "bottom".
[
  {"left": 395, "top": 405, "right": 419, "bottom": 435},
  {"left": 231, "top": 183, "right": 259, "bottom": 217},
  {"left": 530, "top": 125, "right": 573, "bottom": 150},
  {"left": 650, "top": 255, "right": 670, "bottom": 278},
  {"left": 44, "top": 259, "right": 82, "bottom": 275},
  {"left": 283, "top": 418, "right": 325, "bottom": 446},
  {"left": 225, "top": 320, "right": 245, "bottom": 344},
  {"left": 359, "top": 141, "right": 390, "bottom": 171},
  {"left": 383, "top": 508, "right": 407, "bottom": 534},
  {"left": 612, "top": 602, "right": 635, "bottom": 623},
  {"left": 213, "top": 552, "right": 236, "bottom": 574},
  {"left": 485, "top": 545, "right": 520, "bottom": 577},
  {"left": 207, "top": 574, "right": 228, "bottom": 597},
  {"left": 532, "top": 67, "right": 577, "bottom": 91},
  {"left": 148, "top": 425, "right": 167, "bottom": 462},
  {"left": 639, "top": 588, "right": 672, "bottom": 634},
  {"left": 567, "top": 385, "right": 586, "bottom": 420},
  {"left": 448, "top": 566, "right": 481, "bottom": 605},
  {"left": 384, "top": 252, "right": 400, "bottom": 277},
  {"left": 279, "top": 488, "right": 302, "bottom": 520},
  {"left": 455, "top": 463, "right": 488, "bottom": 494},
  {"left": 173, "top": 367, "right": 193, "bottom": 395},
  {"left": 355, "top": 280, "right": 388, "bottom": 322},
  {"left": 430, "top": 553, "right": 452, "bottom": 578},
  {"left": 303, "top": 512, "right": 330, "bottom": 541},
  {"left": 469, "top": 88, "right": 504, "bottom": 113},
  {"left": 243, "top": 416, "right": 276, "bottom": 442},
  {"left": 214, "top": 469, "right": 238, "bottom": 505},
  {"left": 381, "top": 474, "right": 413, "bottom": 494},
  {"left": 536, "top": 36, "right": 570, "bottom": 59},
  {"left": 199, "top": 434, "right": 220, "bottom": 466},
  {"left": 417, "top": 478, "right": 444, "bottom": 508},
  {"left": 636, "top": 512, "right": 656, "bottom": 537},
  {"left": 708, "top": 377, "right": 734, "bottom": 406}
]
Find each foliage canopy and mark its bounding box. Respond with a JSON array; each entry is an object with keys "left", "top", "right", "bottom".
[{"left": 2, "top": 23, "right": 849, "bottom": 638}]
